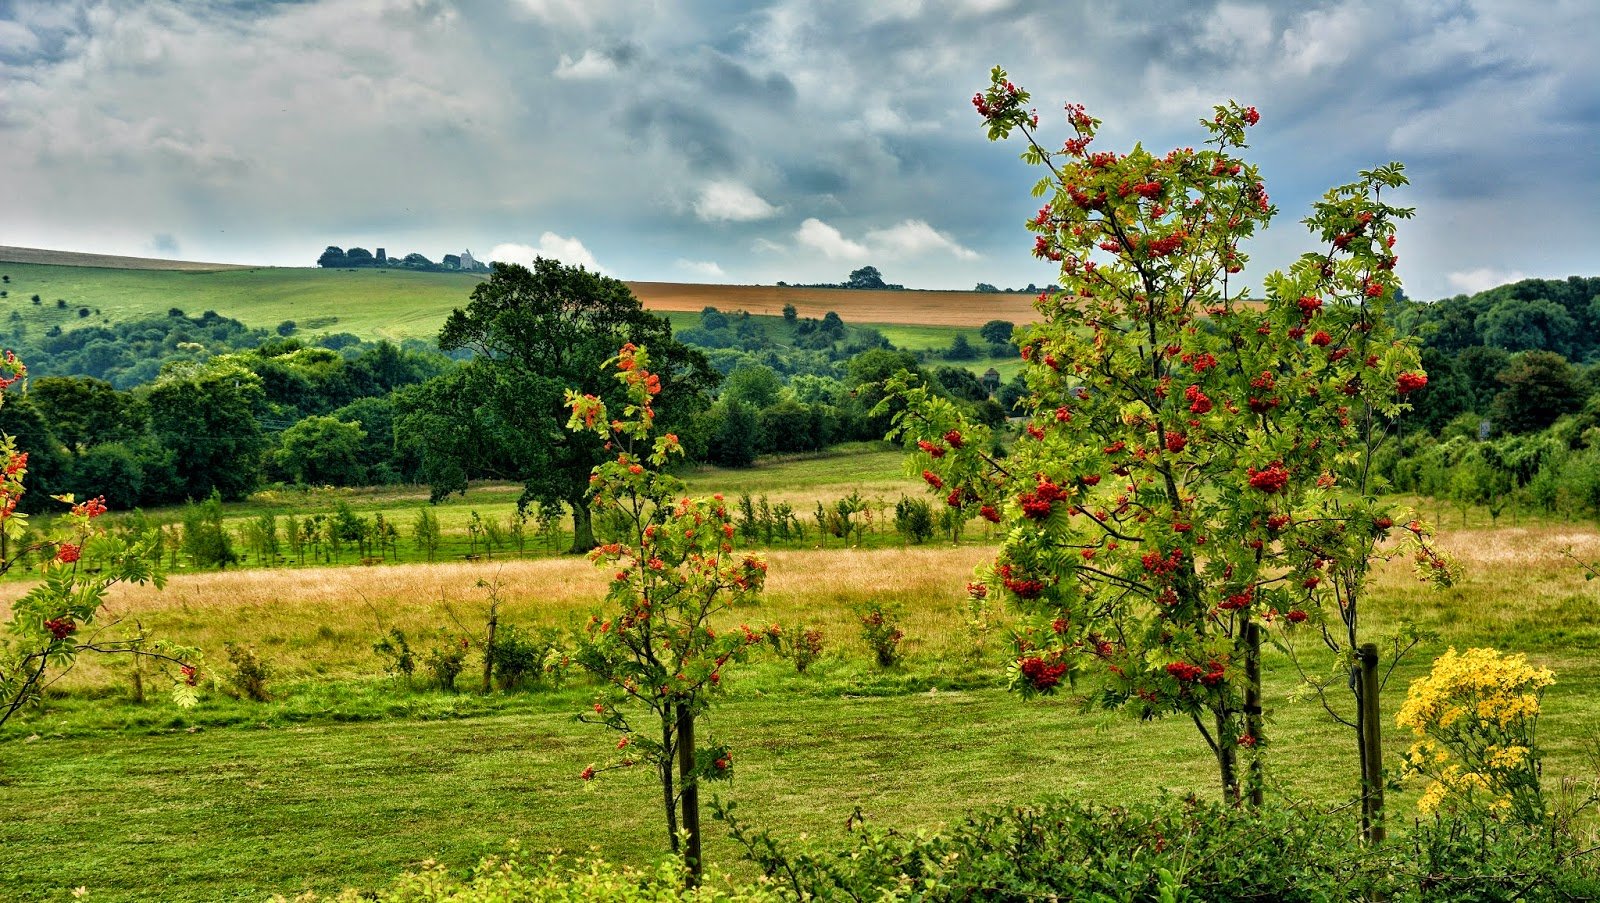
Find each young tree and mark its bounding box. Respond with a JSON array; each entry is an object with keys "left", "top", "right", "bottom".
[
  {"left": 890, "top": 69, "right": 1444, "bottom": 808},
  {"left": 568, "top": 344, "right": 772, "bottom": 886}
]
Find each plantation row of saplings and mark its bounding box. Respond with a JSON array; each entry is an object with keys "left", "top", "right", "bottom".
[
  {"left": 9, "top": 487, "right": 987, "bottom": 575},
  {"left": 4, "top": 76, "right": 1597, "bottom": 902}
]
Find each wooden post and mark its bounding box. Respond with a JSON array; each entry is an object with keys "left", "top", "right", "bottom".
[
  {"left": 1244, "top": 621, "right": 1263, "bottom": 807},
  {"left": 1359, "top": 643, "right": 1386, "bottom": 845},
  {"left": 676, "top": 703, "right": 702, "bottom": 885}
]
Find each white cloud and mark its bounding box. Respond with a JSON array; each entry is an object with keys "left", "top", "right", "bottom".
[
  {"left": 554, "top": 49, "right": 617, "bottom": 80},
  {"left": 675, "top": 258, "right": 727, "bottom": 279},
  {"left": 793, "top": 218, "right": 978, "bottom": 262},
  {"left": 693, "top": 181, "right": 779, "bottom": 222},
  {"left": 1446, "top": 268, "right": 1527, "bottom": 295},
  {"left": 1200, "top": 3, "right": 1274, "bottom": 56},
  {"left": 1280, "top": 6, "right": 1364, "bottom": 75},
  {"left": 0, "top": 20, "right": 40, "bottom": 55},
  {"left": 864, "top": 219, "right": 979, "bottom": 260},
  {"left": 794, "top": 218, "right": 869, "bottom": 260},
  {"left": 489, "top": 232, "right": 603, "bottom": 273}
]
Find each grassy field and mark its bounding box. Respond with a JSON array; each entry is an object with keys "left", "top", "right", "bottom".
[
  {"left": 3, "top": 492, "right": 1599, "bottom": 901},
  {"left": 0, "top": 249, "right": 1037, "bottom": 348}
]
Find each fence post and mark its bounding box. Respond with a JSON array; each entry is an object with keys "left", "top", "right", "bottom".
[{"left": 1359, "top": 642, "right": 1386, "bottom": 844}]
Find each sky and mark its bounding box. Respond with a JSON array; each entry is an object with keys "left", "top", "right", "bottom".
[{"left": 0, "top": 0, "right": 1595, "bottom": 300}]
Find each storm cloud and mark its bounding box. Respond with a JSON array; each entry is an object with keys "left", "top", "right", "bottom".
[{"left": 0, "top": 0, "right": 1594, "bottom": 299}]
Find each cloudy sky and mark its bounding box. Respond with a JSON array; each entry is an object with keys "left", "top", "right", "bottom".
[{"left": 1, "top": 0, "right": 1594, "bottom": 299}]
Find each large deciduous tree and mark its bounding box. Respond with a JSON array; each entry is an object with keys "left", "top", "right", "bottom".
[
  {"left": 401, "top": 259, "right": 715, "bottom": 552},
  {"left": 139, "top": 359, "right": 266, "bottom": 501}
]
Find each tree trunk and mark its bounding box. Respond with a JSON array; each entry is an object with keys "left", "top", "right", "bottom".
[
  {"left": 661, "top": 715, "right": 679, "bottom": 855},
  {"left": 481, "top": 613, "right": 497, "bottom": 694},
  {"left": 1215, "top": 710, "right": 1240, "bottom": 803},
  {"left": 569, "top": 500, "right": 596, "bottom": 554},
  {"left": 1357, "top": 643, "right": 1386, "bottom": 845},
  {"left": 676, "top": 703, "right": 702, "bottom": 886},
  {"left": 1244, "top": 622, "right": 1264, "bottom": 807}
]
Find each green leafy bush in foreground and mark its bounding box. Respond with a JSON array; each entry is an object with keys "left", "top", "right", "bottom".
[{"left": 276, "top": 794, "right": 1598, "bottom": 902}]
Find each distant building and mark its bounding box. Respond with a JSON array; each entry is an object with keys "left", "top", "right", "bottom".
[
  {"left": 460, "top": 248, "right": 479, "bottom": 272},
  {"left": 376, "top": 248, "right": 386, "bottom": 263}
]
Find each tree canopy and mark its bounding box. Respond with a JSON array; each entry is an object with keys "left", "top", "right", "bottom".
[{"left": 399, "top": 259, "right": 716, "bottom": 551}]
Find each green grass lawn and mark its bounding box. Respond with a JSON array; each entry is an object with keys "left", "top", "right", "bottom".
[{"left": 4, "top": 500, "right": 1600, "bottom": 901}]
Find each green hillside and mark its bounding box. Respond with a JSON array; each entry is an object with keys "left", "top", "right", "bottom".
[
  {"left": 0, "top": 258, "right": 1021, "bottom": 377},
  {"left": 0, "top": 261, "right": 482, "bottom": 342}
]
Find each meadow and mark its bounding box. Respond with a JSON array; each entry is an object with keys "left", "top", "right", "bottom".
[{"left": 2, "top": 439, "right": 1598, "bottom": 900}]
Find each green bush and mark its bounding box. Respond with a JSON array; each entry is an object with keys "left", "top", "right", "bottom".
[
  {"left": 893, "top": 496, "right": 934, "bottom": 544},
  {"left": 487, "top": 625, "right": 562, "bottom": 690},
  {"left": 424, "top": 633, "right": 469, "bottom": 692},
  {"left": 719, "top": 794, "right": 1600, "bottom": 902},
  {"left": 223, "top": 642, "right": 272, "bottom": 702}
]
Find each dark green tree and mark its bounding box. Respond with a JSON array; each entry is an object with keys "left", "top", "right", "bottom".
[
  {"left": 708, "top": 400, "right": 760, "bottom": 467},
  {"left": 947, "top": 333, "right": 977, "bottom": 360},
  {"left": 979, "top": 319, "right": 1016, "bottom": 347},
  {"left": 140, "top": 359, "right": 266, "bottom": 501},
  {"left": 407, "top": 259, "right": 715, "bottom": 552},
  {"left": 276, "top": 415, "right": 368, "bottom": 486},
  {"left": 1493, "top": 351, "right": 1583, "bottom": 435},
  {"left": 1407, "top": 347, "right": 1475, "bottom": 435},
  {"left": 28, "top": 376, "right": 130, "bottom": 456},
  {"left": 846, "top": 266, "right": 887, "bottom": 289}
]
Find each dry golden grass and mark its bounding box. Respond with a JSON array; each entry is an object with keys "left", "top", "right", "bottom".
[
  {"left": 50, "top": 546, "right": 993, "bottom": 686},
  {"left": 21, "top": 514, "right": 1600, "bottom": 691}
]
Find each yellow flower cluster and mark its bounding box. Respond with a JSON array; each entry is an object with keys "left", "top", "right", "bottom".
[
  {"left": 1396, "top": 647, "right": 1553, "bottom": 734},
  {"left": 1396, "top": 647, "right": 1553, "bottom": 820}
]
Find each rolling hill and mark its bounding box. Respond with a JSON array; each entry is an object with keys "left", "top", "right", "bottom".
[{"left": 0, "top": 246, "right": 1038, "bottom": 345}]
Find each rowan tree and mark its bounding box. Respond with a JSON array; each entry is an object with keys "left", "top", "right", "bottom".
[
  {"left": 888, "top": 69, "right": 1446, "bottom": 806},
  {"left": 567, "top": 344, "right": 772, "bottom": 885}
]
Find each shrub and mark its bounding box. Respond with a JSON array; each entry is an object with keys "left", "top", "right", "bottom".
[
  {"left": 372, "top": 628, "right": 416, "bottom": 684},
  {"left": 721, "top": 795, "right": 1358, "bottom": 902},
  {"left": 424, "top": 634, "right": 469, "bottom": 692},
  {"left": 487, "top": 625, "right": 562, "bottom": 690},
  {"left": 893, "top": 496, "right": 934, "bottom": 544},
  {"left": 765, "top": 624, "right": 824, "bottom": 674},
  {"left": 223, "top": 641, "right": 272, "bottom": 701},
  {"left": 857, "top": 604, "right": 904, "bottom": 668}
]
